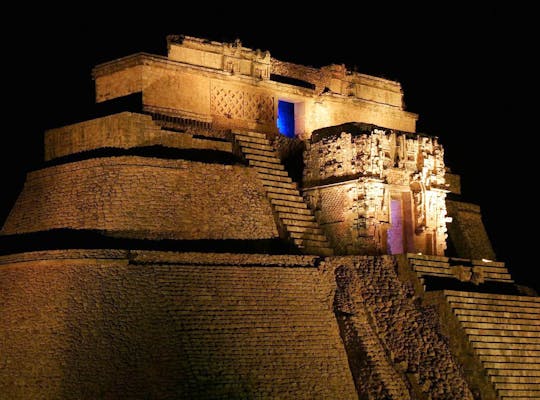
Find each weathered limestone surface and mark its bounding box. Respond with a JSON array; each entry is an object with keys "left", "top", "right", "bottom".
[
  {"left": 1, "top": 157, "right": 278, "bottom": 240},
  {"left": 92, "top": 36, "right": 418, "bottom": 135},
  {"left": 446, "top": 200, "right": 496, "bottom": 260},
  {"left": 303, "top": 126, "right": 448, "bottom": 256},
  {"left": 3, "top": 34, "right": 538, "bottom": 400},
  {"left": 327, "top": 256, "right": 474, "bottom": 399},
  {"left": 0, "top": 250, "right": 357, "bottom": 400},
  {"left": 233, "top": 130, "right": 334, "bottom": 256},
  {"left": 406, "top": 253, "right": 513, "bottom": 288},
  {"left": 427, "top": 290, "right": 540, "bottom": 400},
  {"left": 44, "top": 112, "right": 231, "bottom": 161},
  {"left": 270, "top": 60, "right": 404, "bottom": 107}
]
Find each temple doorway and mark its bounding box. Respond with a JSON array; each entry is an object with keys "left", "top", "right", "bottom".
[
  {"left": 387, "top": 192, "right": 415, "bottom": 255},
  {"left": 387, "top": 198, "right": 404, "bottom": 254}
]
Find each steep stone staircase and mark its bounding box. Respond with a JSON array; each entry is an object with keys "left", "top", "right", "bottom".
[
  {"left": 349, "top": 310, "right": 412, "bottom": 399},
  {"left": 407, "top": 254, "right": 514, "bottom": 290},
  {"left": 444, "top": 290, "right": 540, "bottom": 400},
  {"left": 233, "top": 131, "right": 333, "bottom": 256}
]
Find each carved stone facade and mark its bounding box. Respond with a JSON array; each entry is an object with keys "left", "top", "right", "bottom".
[
  {"left": 2, "top": 34, "right": 538, "bottom": 400},
  {"left": 211, "top": 84, "right": 274, "bottom": 122},
  {"left": 93, "top": 36, "right": 418, "bottom": 138},
  {"left": 168, "top": 35, "right": 271, "bottom": 79},
  {"left": 303, "top": 125, "right": 448, "bottom": 256}
]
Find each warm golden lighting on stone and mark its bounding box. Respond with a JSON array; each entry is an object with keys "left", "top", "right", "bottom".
[
  {"left": 0, "top": 34, "right": 538, "bottom": 400},
  {"left": 303, "top": 127, "right": 448, "bottom": 255}
]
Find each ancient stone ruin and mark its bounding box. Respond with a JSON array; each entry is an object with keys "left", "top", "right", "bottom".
[{"left": 1, "top": 35, "right": 538, "bottom": 399}]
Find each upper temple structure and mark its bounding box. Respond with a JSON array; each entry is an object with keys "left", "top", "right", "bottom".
[{"left": 0, "top": 35, "right": 538, "bottom": 399}]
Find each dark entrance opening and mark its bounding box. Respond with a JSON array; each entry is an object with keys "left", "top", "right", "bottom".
[{"left": 277, "top": 100, "right": 295, "bottom": 137}]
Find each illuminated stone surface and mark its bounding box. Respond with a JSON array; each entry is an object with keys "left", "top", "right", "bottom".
[
  {"left": 0, "top": 35, "right": 538, "bottom": 399},
  {"left": 303, "top": 126, "right": 448, "bottom": 256}
]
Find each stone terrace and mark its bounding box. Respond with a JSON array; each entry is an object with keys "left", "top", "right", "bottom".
[
  {"left": 0, "top": 250, "right": 357, "bottom": 399},
  {"left": 443, "top": 290, "right": 540, "bottom": 400}
]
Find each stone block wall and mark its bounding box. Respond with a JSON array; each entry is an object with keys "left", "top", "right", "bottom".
[
  {"left": 327, "top": 256, "right": 474, "bottom": 399},
  {"left": 93, "top": 53, "right": 418, "bottom": 136},
  {"left": 1, "top": 157, "right": 278, "bottom": 241},
  {"left": 0, "top": 250, "right": 357, "bottom": 399},
  {"left": 44, "top": 112, "right": 231, "bottom": 161},
  {"left": 94, "top": 60, "right": 144, "bottom": 102},
  {"left": 446, "top": 200, "right": 495, "bottom": 260}
]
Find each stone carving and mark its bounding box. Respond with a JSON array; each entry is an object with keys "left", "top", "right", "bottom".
[
  {"left": 304, "top": 125, "right": 448, "bottom": 255},
  {"left": 211, "top": 85, "right": 274, "bottom": 122},
  {"left": 212, "top": 86, "right": 244, "bottom": 119},
  {"left": 450, "top": 265, "right": 486, "bottom": 284},
  {"left": 451, "top": 265, "right": 473, "bottom": 282}
]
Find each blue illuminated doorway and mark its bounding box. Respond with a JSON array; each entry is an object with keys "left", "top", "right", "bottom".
[{"left": 277, "top": 100, "right": 295, "bottom": 137}]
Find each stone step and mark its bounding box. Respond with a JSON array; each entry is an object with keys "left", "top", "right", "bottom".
[
  {"left": 414, "top": 265, "right": 452, "bottom": 274},
  {"left": 497, "top": 389, "right": 540, "bottom": 397},
  {"left": 417, "top": 272, "right": 450, "bottom": 279},
  {"left": 444, "top": 290, "right": 540, "bottom": 304},
  {"left": 479, "top": 265, "right": 513, "bottom": 273},
  {"left": 237, "top": 131, "right": 268, "bottom": 139},
  {"left": 495, "top": 383, "right": 540, "bottom": 394},
  {"left": 461, "top": 321, "right": 540, "bottom": 332},
  {"left": 491, "top": 375, "right": 540, "bottom": 384},
  {"left": 479, "top": 354, "right": 540, "bottom": 364},
  {"left": 408, "top": 259, "right": 450, "bottom": 267},
  {"left": 273, "top": 204, "right": 312, "bottom": 214},
  {"left": 291, "top": 232, "right": 329, "bottom": 242},
  {"left": 271, "top": 199, "right": 309, "bottom": 209},
  {"left": 473, "top": 342, "right": 540, "bottom": 351},
  {"left": 261, "top": 180, "right": 297, "bottom": 190},
  {"left": 277, "top": 212, "right": 315, "bottom": 222},
  {"left": 253, "top": 166, "right": 289, "bottom": 177},
  {"left": 486, "top": 368, "right": 540, "bottom": 377},
  {"left": 238, "top": 141, "right": 275, "bottom": 152},
  {"left": 282, "top": 218, "right": 320, "bottom": 228},
  {"left": 235, "top": 134, "right": 269, "bottom": 145},
  {"left": 474, "top": 348, "right": 540, "bottom": 357},
  {"left": 455, "top": 309, "right": 540, "bottom": 320},
  {"left": 484, "top": 274, "right": 513, "bottom": 282},
  {"left": 249, "top": 160, "right": 285, "bottom": 170},
  {"left": 266, "top": 192, "right": 305, "bottom": 203},
  {"left": 485, "top": 361, "right": 540, "bottom": 371},
  {"left": 469, "top": 335, "right": 540, "bottom": 344},
  {"left": 500, "top": 394, "right": 539, "bottom": 400},
  {"left": 258, "top": 174, "right": 293, "bottom": 184},
  {"left": 242, "top": 147, "right": 277, "bottom": 157},
  {"left": 245, "top": 153, "right": 282, "bottom": 164},
  {"left": 465, "top": 328, "right": 540, "bottom": 339},
  {"left": 457, "top": 314, "right": 540, "bottom": 324},
  {"left": 449, "top": 302, "right": 540, "bottom": 314},
  {"left": 286, "top": 225, "right": 324, "bottom": 235},
  {"left": 471, "top": 259, "right": 505, "bottom": 266},
  {"left": 447, "top": 296, "right": 540, "bottom": 309},
  {"left": 264, "top": 186, "right": 301, "bottom": 196}
]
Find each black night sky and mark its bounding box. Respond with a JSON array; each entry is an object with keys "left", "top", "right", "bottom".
[{"left": 1, "top": 7, "right": 537, "bottom": 291}]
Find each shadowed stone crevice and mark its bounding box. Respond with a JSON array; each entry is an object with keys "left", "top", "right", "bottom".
[
  {"left": 41, "top": 146, "right": 243, "bottom": 169},
  {"left": 0, "top": 229, "right": 293, "bottom": 256}
]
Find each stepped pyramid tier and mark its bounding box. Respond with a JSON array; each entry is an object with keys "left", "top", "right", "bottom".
[
  {"left": 0, "top": 34, "right": 538, "bottom": 399},
  {"left": 233, "top": 130, "right": 333, "bottom": 256}
]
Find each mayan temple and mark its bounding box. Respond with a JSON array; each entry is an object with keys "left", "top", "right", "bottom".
[{"left": 1, "top": 35, "right": 538, "bottom": 399}]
